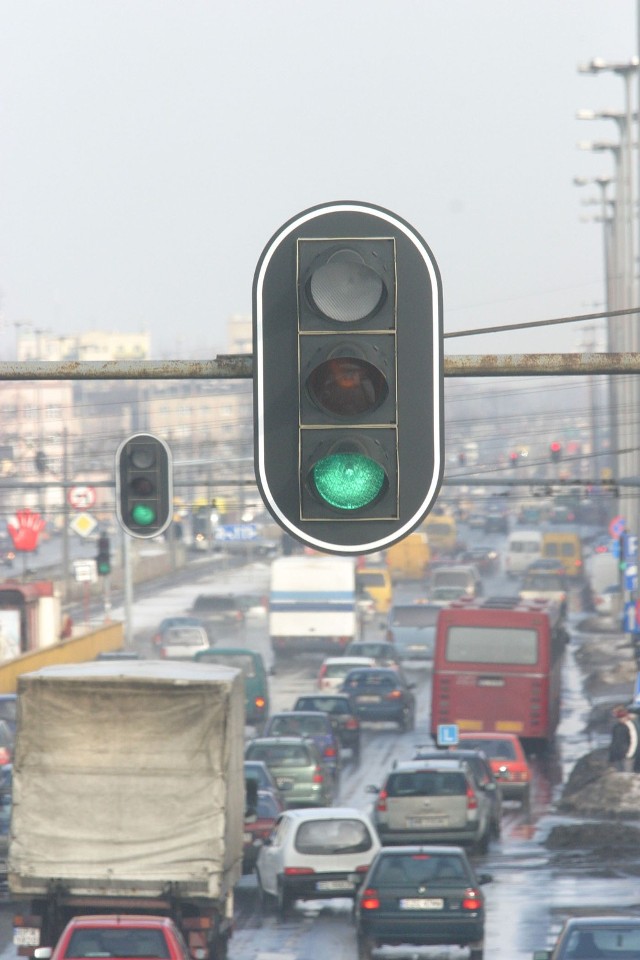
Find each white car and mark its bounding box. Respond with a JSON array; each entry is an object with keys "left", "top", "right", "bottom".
[
  {"left": 317, "top": 656, "right": 376, "bottom": 692},
  {"left": 158, "top": 625, "right": 209, "bottom": 660},
  {"left": 255, "top": 806, "right": 381, "bottom": 917}
]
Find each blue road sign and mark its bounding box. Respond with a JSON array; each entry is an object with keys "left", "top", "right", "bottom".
[
  {"left": 214, "top": 523, "right": 258, "bottom": 542},
  {"left": 624, "top": 601, "right": 637, "bottom": 633},
  {"left": 625, "top": 535, "right": 639, "bottom": 562},
  {"left": 611, "top": 539, "right": 621, "bottom": 559},
  {"left": 437, "top": 723, "right": 459, "bottom": 746},
  {"left": 626, "top": 563, "right": 639, "bottom": 593}
]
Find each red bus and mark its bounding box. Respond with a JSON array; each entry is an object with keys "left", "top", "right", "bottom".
[{"left": 430, "top": 596, "right": 566, "bottom": 747}]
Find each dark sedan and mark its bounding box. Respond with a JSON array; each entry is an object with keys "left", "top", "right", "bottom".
[
  {"left": 341, "top": 667, "right": 415, "bottom": 731},
  {"left": 292, "top": 694, "right": 361, "bottom": 761},
  {"left": 355, "top": 845, "right": 491, "bottom": 960}
]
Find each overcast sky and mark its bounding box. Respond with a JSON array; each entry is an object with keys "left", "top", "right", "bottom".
[{"left": 0, "top": 1, "right": 636, "bottom": 360}]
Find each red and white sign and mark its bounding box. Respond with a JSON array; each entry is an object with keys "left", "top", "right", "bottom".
[
  {"left": 7, "top": 509, "right": 46, "bottom": 552},
  {"left": 67, "top": 485, "right": 97, "bottom": 510}
]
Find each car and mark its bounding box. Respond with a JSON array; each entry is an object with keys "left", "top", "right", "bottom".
[
  {"left": 355, "top": 845, "right": 491, "bottom": 960},
  {"left": 456, "top": 732, "right": 532, "bottom": 806},
  {"left": 262, "top": 711, "right": 341, "bottom": 781},
  {"left": 243, "top": 788, "right": 285, "bottom": 874},
  {"left": 386, "top": 600, "right": 440, "bottom": 661},
  {"left": 0, "top": 694, "right": 17, "bottom": 737},
  {"left": 33, "top": 915, "right": 191, "bottom": 960},
  {"left": 256, "top": 806, "right": 381, "bottom": 917},
  {"left": 190, "top": 593, "right": 247, "bottom": 630},
  {"left": 341, "top": 667, "right": 416, "bottom": 731},
  {"left": 157, "top": 624, "right": 210, "bottom": 660},
  {"left": 533, "top": 915, "right": 640, "bottom": 960},
  {"left": 151, "top": 615, "right": 211, "bottom": 651},
  {"left": 484, "top": 507, "right": 509, "bottom": 534},
  {"left": 317, "top": 656, "right": 376, "bottom": 692},
  {"left": 368, "top": 758, "right": 493, "bottom": 852},
  {"left": 519, "top": 558, "right": 569, "bottom": 614},
  {"left": 459, "top": 546, "right": 500, "bottom": 576},
  {"left": 412, "top": 748, "right": 502, "bottom": 838},
  {"left": 343, "top": 640, "right": 403, "bottom": 670},
  {"left": 430, "top": 564, "right": 483, "bottom": 600},
  {"left": 292, "top": 694, "right": 361, "bottom": 761},
  {"left": 592, "top": 583, "right": 622, "bottom": 619},
  {"left": 466, "top": 511, "right": 486, "bottom": 530},
  {"left": 244, "top": 736, "right": 334, "bottom": 808},
  {"left": 244, "top": 759, "right": 283, "bottom": 804}
]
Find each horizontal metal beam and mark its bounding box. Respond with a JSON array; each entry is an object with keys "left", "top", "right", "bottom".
[{"left": 2, "top": 353, "right": 640, "bottom": 380}]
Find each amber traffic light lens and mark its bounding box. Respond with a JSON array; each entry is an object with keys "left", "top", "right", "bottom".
[{"left": 307, "top": 356, "right": 388, "bottom": 417}]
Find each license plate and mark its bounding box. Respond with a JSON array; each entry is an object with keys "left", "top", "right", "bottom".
[
  {"left": 14, "top": 928, "right": 41, "bottom": 947},
  {"left": 407, "top": 816, "right": 447, "bottom": 827},
  {"left": 316, "top": 879, "right": 355, "bottom": 891},
  {"left": 276, "top": 777, "right": 294, "bottom": 790},
  {"left": 357, "top": 695, "right": 381, "bottom": 703},
  {"left": 400, "top": 898, "right": 444, "bottom": 910}
]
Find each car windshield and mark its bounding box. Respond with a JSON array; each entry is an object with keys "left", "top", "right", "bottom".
[
  {"left": 391, "top": 606, "right": 439, "bottom": 627},
  {"left": 386, "top": 770, "right": 466, "bottom": 797},
  {"left": 66, "top": 928, "right": 170, "bottom": 959},
  {"left": 0, "top": 699, "right": 16, "bottom": 725},
  {"left": 522, "top": 575, "right": 564, "bottom": 591},
  {"left": 246, "top": 743, "right": 311, "bottom": 767},
  {"left": 296, "top": 697, "right": 350, "bottom": 715},
  {"left": 561, "top": 925, "right": 640, "bottom": 958},
  {"left": 461, "top": 738, "right": 517, "bottom": 760},
  {"left": 325, "top": 662, "right": 362, "bottom": 678},
  {"left": 295, "top": 818, "right": 372, "bottom": 855},
  {"left": 268, "top": 715, "right": 328, "bottom": 736},
  {"left": 373, "top": 853, "right": 469, "bottom": 885},
  {"left": 347, "top": 644, "right": 394, "bottom": 659},
  {"left": 343, "top": 671, "right": 396, "bottom": 691},
  {"left": 198, "top": 652, "right": 256, "bottom": 677}
]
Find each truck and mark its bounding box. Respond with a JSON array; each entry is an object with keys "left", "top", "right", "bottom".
[
  {"left": 386, "top": 532, "right": 430, "bottom": 582},
  {"left": 10, "top": 659, "right": 245, "bottom": 960},
  {"left": 269, "top": 555, "right": 361, "bottom": 658}
]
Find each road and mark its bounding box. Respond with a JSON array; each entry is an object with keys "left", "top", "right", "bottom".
[{"left": 0, "top": 526, "right": 632, "bottom": 959}]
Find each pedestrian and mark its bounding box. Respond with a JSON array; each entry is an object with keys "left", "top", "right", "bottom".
[
  {"left": 608, "top": 704, "right": 640, "bottom": 771},
  {"left": 59, "top": 614, "right": 73, "bottom": 640}
]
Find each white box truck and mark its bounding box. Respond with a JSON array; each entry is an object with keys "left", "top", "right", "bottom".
[
  {"left": 10, "top": 660, "right": 245, "bottom": 960},
  {"left": 269, "top": 555, "right": 361, "bottom": 659}
]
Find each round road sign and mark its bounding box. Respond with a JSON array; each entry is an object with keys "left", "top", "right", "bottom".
[
  {"left": 609, "top": 515, "right": 626, "bottom": 538},
  {"left": 68, "top": 485, "right": 97, "bottom": 510}
]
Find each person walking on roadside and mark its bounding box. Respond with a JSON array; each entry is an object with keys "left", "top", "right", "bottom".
[{"left": 608, "top": 704, "right": 640, "bottom": 771}]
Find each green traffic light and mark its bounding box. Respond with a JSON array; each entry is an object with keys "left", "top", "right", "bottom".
[
  {"left": 131, "top": 503, "right": 157, "bottom": 526},
  {"left": 312, "top": 452, "right": 386, "bottom": 510}
]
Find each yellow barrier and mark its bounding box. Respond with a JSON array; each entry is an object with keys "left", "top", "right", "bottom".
[{"left": 0, "top": 622, "right": 126, "bottom": 694}]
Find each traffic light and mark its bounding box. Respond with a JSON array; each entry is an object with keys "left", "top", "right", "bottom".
[
  {"left": 550, "top": 441, "right": 562, "bottom": 464},
  {"left": 96, "top": 534, "right": 111, "bottom": 576},
  {"left": 253, "top": 201, "right": 444, "bottom": 555},
  {"left": 35, "top": 450, "right": 46, "bottom": 474},
  {"left": 509, "top": 452, "right": 518, "bottom": 467},
  {"left": 115, "top": 433, "right": 173, "bottom": 539}
]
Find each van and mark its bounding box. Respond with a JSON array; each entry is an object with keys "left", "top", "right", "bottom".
[
  {"left": 505, "top": 530, "right": 543, "bottom": 578},
  {"left": 430, "top": 564, "right": 482, "bottom": 601},
  {"left": 386, "top": 532, "right": 430, "bottom": 582},
  {"left": 356, "top": 566, "right": 393, "bottom": 615},
  {"left": 422, "top": 513, "right": 457, "bottom": 556},
  {"left": 195, "top": 647, "right": 270, "bottom": 730},
  {"left": 541, "top": 529, "right": 583, "bottom": 579}
]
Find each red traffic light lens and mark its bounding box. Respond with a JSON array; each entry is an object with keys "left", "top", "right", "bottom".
[
  {"left": 307, "top": 356, "right": 388, "bottom": 417},
  {"left": 131, "top": 476, "right": 154, "bottom": 496},
  {"left": 307, "top": 250, "right": 385, "bottom": 322}
]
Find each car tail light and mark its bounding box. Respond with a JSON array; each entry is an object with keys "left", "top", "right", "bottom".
[
  {"left": 345, "top": 718, "right": 359, "bottom": 730},
  {"left": 385, "top": 689, "right": 402, "bottom": 700},
  {"left": 462, "top": 888, "right": 482, "bottom": 911},
  {"left": 312, "top": 766, "right": 324, "bottom": 783},
  {"left": 338, "top": 636, "right": 350, "bottom": 646},
  {"left": 160, "top": 648, "right": 167, "bottom": 659},
  {"left": 355, "top": 864, "right": 370, "bottom": 873},
  {"left": 360, "top": 888, "right": 380, "bottom": 910},
  {"left": 466, "top": 785, "right": 478, "bottom": 810},
  {"left": 324, "top": 746, "right": 337, "bottom": 758},
  {"left": 0, "top": 748, "right": 11, "bottom": 765},
  {"left": 284, "top": 866, "right": 315, "bottom": 876},
  {"left": 376, "top": 788, "right": 388, "bottom": 812},
  {"left": 235, "top": 610, "right": 244, "bottom": 621}
]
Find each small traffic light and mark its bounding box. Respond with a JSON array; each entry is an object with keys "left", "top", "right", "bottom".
[
  {"left": 253, "top": 201, "right": 444, "bottom": 555},
  {"left": 509, "top": 452, "right": 518, "bottom": 467},
  {"left": 550, "top": 441, "right": 562, "bottom": 464},
  {"left": 96, "top": 534, "right": 111, "bottom": 576},
  {"left": 35, "top": 450, "right": 46, "bottom": 474},
  {"left": 115, "top": 434, "right": 173, "bottom": 539}
]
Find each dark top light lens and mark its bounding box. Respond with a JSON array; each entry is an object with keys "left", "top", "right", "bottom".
[
  {"left": 307, "top": 357, "right": 388, "bottom": 417},
  {"left": 308, "top": 250, "right": 384, "bottom": 322},
  {"left": 130, "top": 446, "right": 156, "bottom": 470}
]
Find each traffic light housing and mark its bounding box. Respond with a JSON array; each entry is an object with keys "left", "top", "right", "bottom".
[
  {"left": 115, "top": 433, "right": 173, "bottom": 539},
  {"left": 253, "top": 201, "right": 444, "bottom": 555},
  {"left": 550, "top": 441, "right": 562, "bottom": 464},
  {"left": 96, "top": 534, "right": 111, "bottom": 576}
]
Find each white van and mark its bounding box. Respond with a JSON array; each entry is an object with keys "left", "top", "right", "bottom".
[{"left": 505, "top": 530, "right": 543, "bottom": 578}]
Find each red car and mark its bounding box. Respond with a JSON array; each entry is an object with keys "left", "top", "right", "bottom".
[
  {"left": 243, "top": 788, "right": 284, "bottom": 874},
  {"left": 35, "top": 915, "right": 190, "bottom": 960},
  {"left": 458, "top": 732, "right": 531, "bottom": 807}
]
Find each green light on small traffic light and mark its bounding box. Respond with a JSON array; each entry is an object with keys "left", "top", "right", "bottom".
[
  {"left": 312, "top": 452, "right": 386, "bottom": 510},
  {"left": 131, "top": 503, "right": 157, "bottom": 526}
]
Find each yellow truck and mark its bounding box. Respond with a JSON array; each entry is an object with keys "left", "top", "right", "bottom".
[
  {"left": 386, "top": 532, "right": 430, "bottom": 581},
  {"left": 422, "top": 513, "right": 458, "bottom": 557}
]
